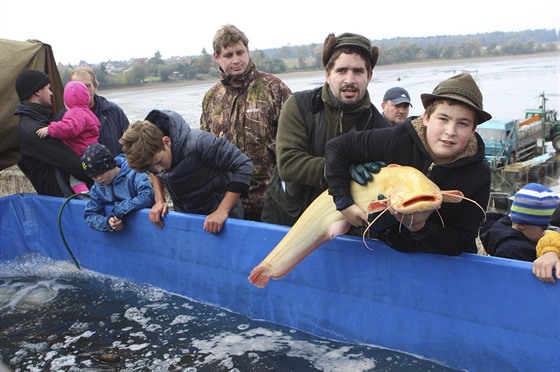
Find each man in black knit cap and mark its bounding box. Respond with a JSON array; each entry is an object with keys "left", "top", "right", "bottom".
[{"left": 14, "top": 69, "right": 90, "bottom": 196}]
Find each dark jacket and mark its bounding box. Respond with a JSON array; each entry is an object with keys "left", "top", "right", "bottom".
[
  {"left": 261, "top": 85, "right": 390, "bottom": 226},
  {"left": 14, "top": 102, "right": 90, "bottom": 196},
  {"left": 55, "top": 94, "right": 129, "bottom": 156},
  {"left": 84, "top": 155, "right": 155, "bottom": 232},
  {"left": 479, "top": 212, "right": 537, "bottom": 262},
  {"left": 325, "top": 118, "right": 491, "bottom": 255},
  {"left": 146, "top": 110, "right": 253, "bottom": 218}
]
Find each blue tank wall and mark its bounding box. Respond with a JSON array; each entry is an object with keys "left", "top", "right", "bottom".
[{"left": 0, "top": 193, "right": 558, "bottom": 371}]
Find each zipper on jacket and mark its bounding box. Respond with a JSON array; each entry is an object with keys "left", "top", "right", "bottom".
[
  {"left": 338, "top": 110, "right": 344, "bottom": 134},
  {"left": 427, "top": 162, "right": 435, "bottom": 176}
]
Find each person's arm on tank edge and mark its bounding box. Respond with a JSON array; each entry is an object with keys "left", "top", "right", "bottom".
[{"left": 148, "top": 173, "right": 167, "bottom": 229}]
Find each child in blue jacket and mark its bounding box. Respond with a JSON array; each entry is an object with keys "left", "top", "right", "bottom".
[{"left": 82, "top": 143, "right": 155, "bottom": 232}]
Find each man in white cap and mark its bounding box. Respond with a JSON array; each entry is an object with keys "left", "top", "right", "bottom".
[{"left": 381, "top": 87, "right": 412, "bottom": 125}]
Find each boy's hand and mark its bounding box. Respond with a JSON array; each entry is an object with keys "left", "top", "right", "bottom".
[
  {"left": 108, "top": 216, "right": 123, "bottom": 231},
  {"left": 150, "top": 201, "right": 168, "bottom": 229},
  {"left": 203, "top": 209, "right": 228, "bottom": 234},
  {"left": 36, "top": 127, "right": 49, "bottom": 138},
  {"left": 532, "top": 251, "right": 560, "bottom": 284},
  {"left": 390, "top": 204, "right": 434, "bottom": 232},
  {"left": 341, "top": 204, "right": 369, "bottom": 228}
]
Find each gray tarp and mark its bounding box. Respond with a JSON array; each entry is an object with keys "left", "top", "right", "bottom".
[{"left": 0, "top": 39, "right": 64, "bottom": 170}]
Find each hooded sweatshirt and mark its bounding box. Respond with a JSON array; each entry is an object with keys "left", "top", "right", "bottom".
[{"left": 48, "top": 81, "right": 100, "bottom": 156}]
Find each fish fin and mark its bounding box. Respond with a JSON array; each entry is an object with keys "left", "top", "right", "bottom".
[
  {"left": 326, "top": 220, "right": 352, "bottom": 239},
  {"left": 366, "top": 199, "right": 389, "bottom": 213},
  {"left": 387, "top": 164, "right": 401, "bottom": 168},
  {"left": 442, "top": 190, "right": 464, "bottom": 203},
  {"left": 249, "top": 265, "right": 271, "bottom": 288}
]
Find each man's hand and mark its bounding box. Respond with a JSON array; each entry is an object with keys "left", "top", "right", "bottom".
[{"left": 349, "top": 161, "right": 387, "bottom": 185}]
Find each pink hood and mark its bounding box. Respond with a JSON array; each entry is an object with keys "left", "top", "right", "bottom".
[{"left": 63, "top": 81, "right": 90, "bottom": 109}]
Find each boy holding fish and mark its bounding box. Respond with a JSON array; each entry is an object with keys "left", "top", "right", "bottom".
[{"left": 324, "top": 73, "right": 492, "bottom": 255}]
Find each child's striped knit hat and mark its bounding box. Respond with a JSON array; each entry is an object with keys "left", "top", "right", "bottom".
[{"left": 510, "top": 183, "right": 560, "bottom": 227}]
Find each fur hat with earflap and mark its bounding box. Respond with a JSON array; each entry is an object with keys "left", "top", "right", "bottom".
[{"left": 321, "top": 33, "right": 379, "bottom": 72}]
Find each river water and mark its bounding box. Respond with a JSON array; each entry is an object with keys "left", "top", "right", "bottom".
[{"left": 102, "top": 54, "right": 559, "bottom": 126}]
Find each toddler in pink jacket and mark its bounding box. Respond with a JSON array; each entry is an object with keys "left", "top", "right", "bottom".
[{"left": 36, "top": 81, "right": 100, "bottom": 193}]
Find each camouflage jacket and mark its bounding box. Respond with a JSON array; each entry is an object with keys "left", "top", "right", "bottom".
[{"left": 200, "top": 59, "right": 291, "bottom": 219}]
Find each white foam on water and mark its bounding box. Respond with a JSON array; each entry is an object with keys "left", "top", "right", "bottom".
[
  {"left": 61, "top": 330, "right": 96, "bottom": 348},
  {"left": 49, "top": 355, "right": 76, "bottom": 370},
  {"left": 191, "top": 326, "right": 377, "bottom": 371},
  {"left": 170, "top": 314, "right": 196, "bottom": 325},
  {"left": 0, "top": 279, "right": 74, "bottom": 311}
]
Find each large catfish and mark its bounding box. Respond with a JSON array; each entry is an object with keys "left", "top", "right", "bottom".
[{"left": 249, "top": 164, "right": 466, "bottom": 288}]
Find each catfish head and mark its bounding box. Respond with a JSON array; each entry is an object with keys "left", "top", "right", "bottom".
[{"left": 365, "top": 165, "right": 464, "bottom": 215}]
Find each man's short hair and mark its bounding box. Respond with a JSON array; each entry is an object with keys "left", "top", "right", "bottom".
[{"left": 213, "top": 24, "right": 249, "bottom": 55}]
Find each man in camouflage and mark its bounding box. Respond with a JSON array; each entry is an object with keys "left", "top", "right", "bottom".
[{"left": 200, "top": 24, "right": 292, "bottom": 221}]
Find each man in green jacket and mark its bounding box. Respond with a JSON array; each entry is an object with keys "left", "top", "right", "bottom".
[
  {"left": 261, "top": 32, "right": 390, "bottom": 226},
  {"left": 200, "top": 24, "right": 292, "bottom": 221}
]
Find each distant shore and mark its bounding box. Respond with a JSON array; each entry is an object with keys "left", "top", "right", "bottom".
[{"left": 98, "top": 52, "right": 558, "bottom": 94}]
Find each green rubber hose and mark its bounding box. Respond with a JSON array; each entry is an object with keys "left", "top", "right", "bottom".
[{"left": 58, "top": 193, "right": 90, "bottom": 269}]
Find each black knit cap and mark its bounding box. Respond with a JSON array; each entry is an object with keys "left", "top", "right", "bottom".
[
  {"left": 15, "top": 69, "right": 51, "bottom": 102},
  {"left": 81, "top": 143, "right": 116, "bottom": 177}
]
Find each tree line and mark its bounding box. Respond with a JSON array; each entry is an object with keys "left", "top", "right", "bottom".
[{"left": 57, "top": 28, "right": 558, "bottom": 89}]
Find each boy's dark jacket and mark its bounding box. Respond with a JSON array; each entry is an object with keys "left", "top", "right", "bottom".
[
  {"left": 479, "top": 212, "right": 537, "bottom": 262},
  {"left": 325, "top": 117, "right": 491, "bottom": 255},
  {"left": 146, "top": 109, "right": 253, "bottom": 218}
]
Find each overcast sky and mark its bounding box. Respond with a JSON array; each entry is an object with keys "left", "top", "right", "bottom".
[{"left": 1, "top": 0, "right": 559, "bottom": 65}]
